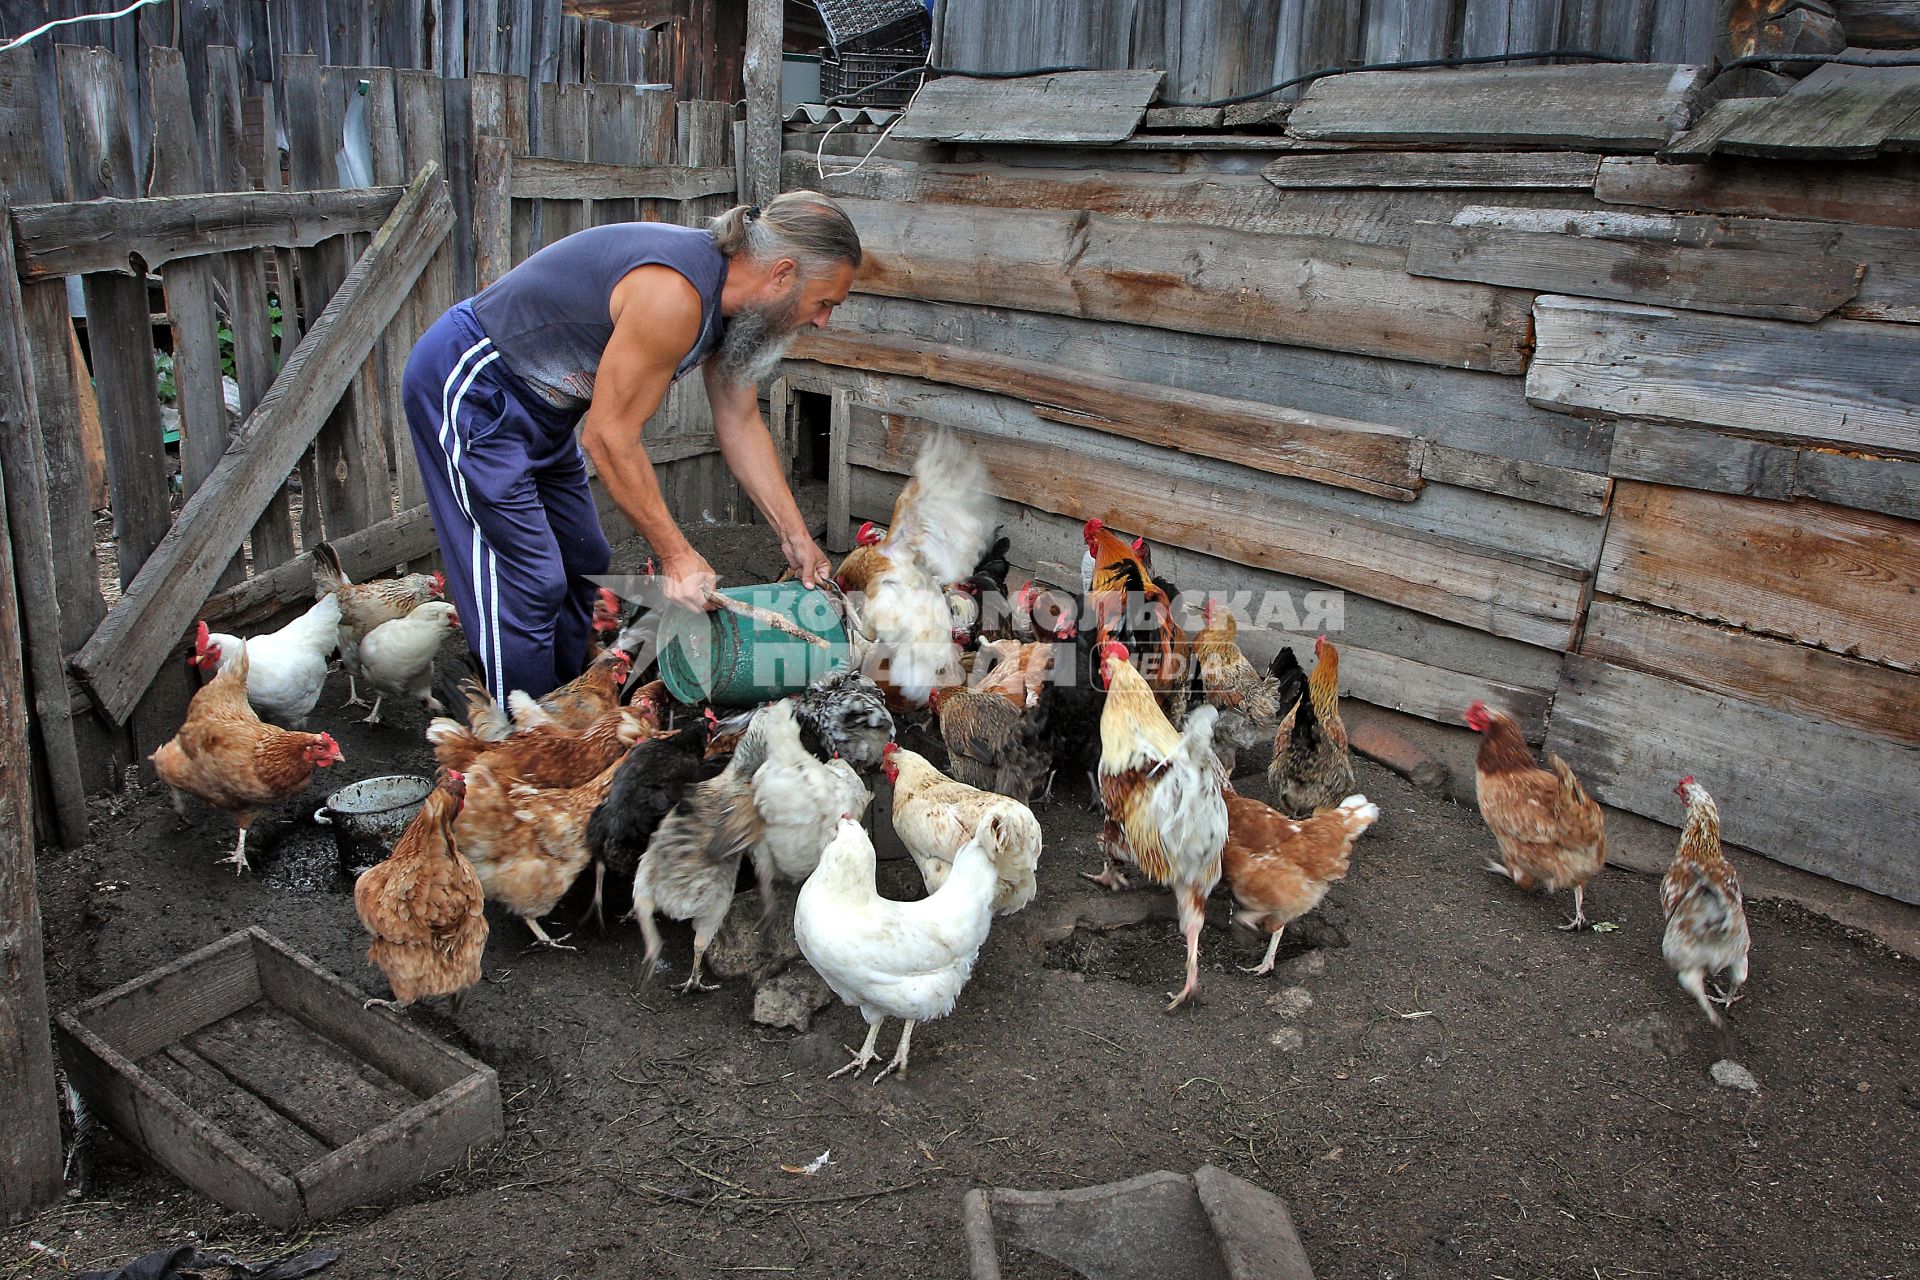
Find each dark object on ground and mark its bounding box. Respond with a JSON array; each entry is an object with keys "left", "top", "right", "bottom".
[
  {"left": 965, "top": 1165, "right": 1313, "bottom": 1280},
  {"left": 75, "top": 1244, "right": 342, "bottom": 1280}
]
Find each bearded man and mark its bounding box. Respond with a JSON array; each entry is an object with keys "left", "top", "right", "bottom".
[{"left": 403, "top": 191, "right": 859, "bottom": 702}]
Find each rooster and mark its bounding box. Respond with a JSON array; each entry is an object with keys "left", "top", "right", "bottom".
[
  {"left": 1268, "top": 638, "right": 1354, "bottom": 817},
  {"left": 795, "top": 815, "right": 1000, "bottom": 1081},
  {"left": 355, "top": 772, "right": 488, "bottom": 1014},
  {"left": 1087, "top": 642, "right": 1229, "bottom": 1012},
  {"left": 1465, "top": 701, "right": 1606, "bottom": 930},
  {"left": 834, "top": 520, "right": 888, "bottom": 594},
  {"left": 850, "top": 433, "right": 996, "bottom": 707},
  {"left": 885, "top": 744, "right": 1041, "bottom": 915},
  {"left": 1083, "top": 520, "right": 1189, "bottom": 717},
  {"left": 1189, "top": 601, "right": 1279, "bottom": 777},
  {"left": 457, "top": 758, "right": 620, "bottom": 949},
  {"left": 358, "top": 600, "right": 460, "bottom": 725},
  {"left": 312, "top": 541, "right": 443, "bottom": 708},
  {"left": 150, "top": 643, "right": 343, "bottom": 873},
  {"left": 194, "top": 592, "right": 340, "bottom": 728},
  {"left": 1663, "top": 777, "right": 1750, "bottom": 1027},
  {"left": 1222, "top": 792, "right": 1375, "bottom": 975}
]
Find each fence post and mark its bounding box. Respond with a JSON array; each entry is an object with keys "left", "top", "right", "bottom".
[{"left": 743, "top": 0, "right": 782, "bottom": 207}]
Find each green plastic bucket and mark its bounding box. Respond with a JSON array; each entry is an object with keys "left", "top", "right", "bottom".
[{"left": 657, "top": 582, "right": 851, "bottom": 707}]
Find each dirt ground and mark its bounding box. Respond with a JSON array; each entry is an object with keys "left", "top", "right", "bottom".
[{"left": 8, "top": 518, "right": 1919, "bottom": 1280}]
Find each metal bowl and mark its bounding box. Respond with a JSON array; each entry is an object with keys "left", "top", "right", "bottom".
[{"left": 314, "top": 774, "right": 433, "bottom": 868}]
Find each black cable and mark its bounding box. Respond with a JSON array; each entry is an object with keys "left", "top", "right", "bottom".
[{"left": 1155, "top": 48, "right": 1637, "bottom": 107}]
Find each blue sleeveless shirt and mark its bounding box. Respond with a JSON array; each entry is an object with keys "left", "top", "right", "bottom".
[{"left": 468, "top": 222, "right": 729, "bottom": 410}]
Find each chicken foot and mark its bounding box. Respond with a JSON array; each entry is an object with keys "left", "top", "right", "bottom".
[
  {"left": 576, "top": 863, "right": 607, "bottom": 930},
  {"left": 829, "top": 1021, "right": 885, "bottom": 1079},
  {"left": 361, "top": 694, "right": 386, "bottom": 725},
  {"left": 218, "top": 828, "right": 252, "bottom": 876},
  {"left": 1239, "top": 923, "right": 1285, "bottom": 975},
  {"left": 1677, "top": 967, "right": 1724, "bottom": 1028},
  {"left": 341, "top": 674, "right": 369, "bottom": 708},
  {"left": 1165, "top": 900, "right": 1205, "bottom": 1013},
  {"left": 1555, "top": 886, "right": 1590, "bottom": 932},
  {"left": 522, "top": 917, "right": 578, "bottom": 951},
  {"left": 363, "top": 997, "right": 411, "bottom": 1014},
  {"left": 874, "top": 1020, "right": 916, "bottom": 1083}
]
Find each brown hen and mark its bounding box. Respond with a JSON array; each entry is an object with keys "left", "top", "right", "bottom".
[
  {"left": 1466, "top": 701, "right": 1606, "bottom": 930},
  {"left": 355, "top": 773, "right": 487, "bottom": 1013},
  {"left": 1222, "top": 791, "right": 1376, "bottom": 975}
]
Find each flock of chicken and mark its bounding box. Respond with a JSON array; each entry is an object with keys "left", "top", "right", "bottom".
[{"left": 148, "top": 435, "right": 1753, "bottom": 1087}]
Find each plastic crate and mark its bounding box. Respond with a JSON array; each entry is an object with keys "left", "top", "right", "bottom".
[
  {"left": 811, "top": 0, "right": 927, "bottom": 55},
  {"left": 820, "top": 49, "right": 926, "bottom": 107}
]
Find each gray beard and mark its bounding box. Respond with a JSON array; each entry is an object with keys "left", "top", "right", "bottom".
[{"left": 714, "top": 290, "right": 802, "bottom": 388}]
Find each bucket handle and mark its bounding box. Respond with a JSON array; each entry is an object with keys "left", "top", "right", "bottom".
[{"left": 313, "top": 806, "right": 333, "bottom": 826}]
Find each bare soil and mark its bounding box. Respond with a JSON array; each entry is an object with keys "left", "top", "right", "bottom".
[{"left": 9, "top": 520, "right": 1919, "bottom": 1280}]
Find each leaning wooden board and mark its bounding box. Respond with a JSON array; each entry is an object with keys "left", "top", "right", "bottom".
[
  {"left": 1288, "top": 63, "right": 1708, "bottom": 151},
  {"left": 1527, "top": 295, "right": 1920, "bottom": 455},
  {"left": 839, "top": 197, "right": 1533, "bottom": 373},
  {"left": 1593, "top": 154, "right": 1920, "bottom": 230},
  {"left": 893, "top": 69, "right": 1164, "bottom": 145},
  {"left": 1596, "top": 481, "right": 1920, "bottom": 672},
  {"left": 1545, "top": 656, "right": 1920, "bottom": 905},
  {"left": 56, "top": 928, "right": 501, "bottom": 1227}
]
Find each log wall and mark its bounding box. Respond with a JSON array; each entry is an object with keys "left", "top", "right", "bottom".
[{"left": 783, "top": 102, "right": 1920, "bottom": 905}]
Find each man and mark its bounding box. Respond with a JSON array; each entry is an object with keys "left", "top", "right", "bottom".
[{"left": 402, "top": 191, "right": 860, "bottom": 703}]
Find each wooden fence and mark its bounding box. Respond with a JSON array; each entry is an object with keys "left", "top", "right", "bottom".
[
  {"left": 0, "top": 42, "right": 743, "bottom": 844},
  {"left": 787, "top": 60, "right": 1920, "bottom": 906}
]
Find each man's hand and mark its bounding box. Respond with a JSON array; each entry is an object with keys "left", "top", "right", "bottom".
[
  {"left": 659, "top": 548, "right": 719, "bottom": 611},
  {"left": 781, "top": 529, "right": 832, "bottom": 590}
]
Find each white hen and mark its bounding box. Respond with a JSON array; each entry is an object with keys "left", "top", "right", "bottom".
[
  {"left": 884, "top": 744, "right": 1040, "bottom": 916},
  {"left": 747, "top": 699, "right": 872, "bottom": 888},
  {"left": 357, "top": 600, "right": 459, "bottom": 725},
  {"left": 856, "top": 432, "right": 995, "bottom": 706},
  {"left": 195, "top": 593, "right": 342, "bottom": 728},
  {"left": 795, "top": 815, "right": 999, "bottom": 1082}
]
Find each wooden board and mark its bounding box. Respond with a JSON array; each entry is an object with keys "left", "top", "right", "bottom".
[
  {"left": 788, "top": 152, "right": 1616, "bottom": 251},
  {"left": 506, "top": 154, "right": 736, "bottom": 201},
  {"left": 1544, "top": 655, "right": 1920, "bottom": 904},
  {"left": 894, "top": 70, "right": 1164, "bottom": 145},
  {"left": 1418, "top": 443, "right": 1612, "bottom": 516},
  {"left": 1695, "top": 54, "right": 1920, "bottom": 159},
  {"left": 1607, "top": 418, "right": 1799, "bottom": 499},
  {"left": 787, "top": 330, "right": 1424, "bottom": 500},
  {"left": 825, "top": 293, "right": 1613, "bottom": 473},
  {"left": 143, "top": 1045, "right": 331, "bottom": 1174},
  {"left": 1593, "top": 154, "right": 1920, "bottom": 229},
  {"left": 844, "top": 404, "right": 1588, "bottom": 650},
  {"left": 71, "top": 168, "right": 455, "bottom": 724},
  {"left": 186, "top": 1003, "right": 417, "bottom": 1149},
  {"left": 1583, "top": 598, "right": 1920, "bottom": 747},
  {"left": 1407, "top": 207, "right": 1863, "bottom": 321},
  {"left": 1288, "top": 63, "right": 1708, "bottom": 151},
  {"left": 201, "top": 503, "right": 437, "bottom": 632},
  {"left": 1263, "top": 151, "right": 1601, "bottom": 189},
  {"left": 1596, "top": 481, "right": 1920, "bottom": 670},
  {"left": 1528, "top": 295, "right": 1920, "bottom": 455},
  {"left": 840, "top": 197, "right": 1533, "bottom": 374},
  {"left": 1834, "top": 0, "right": 1920, "bottom": 47},
  {"left": 1793, "top": 448, "right": 1920, "bottom": 521}
]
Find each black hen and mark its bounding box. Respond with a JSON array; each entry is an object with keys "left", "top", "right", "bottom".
[
  {"left": 1268, "top": 646, "right": 1308, "bottom": 722},
  {"left": 789, "top": 669, "right": 894, "bottom": 771},
  {"left": 581, "top": 718, "right": 719, "bottom": 928},
  {"left": 1036, "top": 617, "right": 1106, "bottom": 806}
]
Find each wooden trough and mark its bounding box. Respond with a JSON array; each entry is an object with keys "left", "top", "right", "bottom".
[{"left": 54, "top": 928, "right": 502, "bottom": 1228}]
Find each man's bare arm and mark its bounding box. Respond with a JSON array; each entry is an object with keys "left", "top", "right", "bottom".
[
  {"left": 579, "top": 266, "right": 713, "bottom": 608},
  {"left": 703, "top": 366, "right": 829, "bottom": 587}
]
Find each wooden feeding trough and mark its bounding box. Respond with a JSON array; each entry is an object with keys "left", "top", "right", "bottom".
[{"left": 54, "top": 927, "right": 501, "bottom": 1227}]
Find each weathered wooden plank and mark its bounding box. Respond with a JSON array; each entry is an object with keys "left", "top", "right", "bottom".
[
  {"left": 474, "top": 136, "right": 514, "bottom": 290},
  {"left": 58, "top": 44, "right": 171, "bottom": 592},
  {"left": 825, "top": 388, "right": 851, "bottom": 553},
  {"left": 1834, "top": 0, "right": 1920, "bottom": 47},
  {"left": 1545, "top": 655, "right": 1920, "bottom": 903},
  {"left": 1419, "top": 443, "right": 1612, "bottom": 516},
  {"left": 1408, "top": 208, "right": 1864, "bottom": 321},
  {"left": 1142, "top": 106, "right": 1224, "bottom": 131},
  {"left": 1793, "top": 448, "right": 1920, "bottom": 521},
  {"left": 1662, "top": 94, "right": 1781, "bottom": 159},
  {"left": 788, "top": 152, "right": 1616, "bottom": 250},
  {"left": 1264, "top": 151, "right": 1602, "bottom": 189},
  {"left": 1529, "top": 295, "right": 1920, "bottom": 454},
  {"left": 825, "top": 293, "right": 1613, "bottom": 472},
  {"left": 71, "top": 167, "right": 455, "bottom": 724},
  {"left": 363, "top": 68, "right": 408, "bottom": 525},
  {"left": 841, "top": 198, "right": 1533, "bottom": 374},
  {"left": 10, "top": 187, "right": 406, "bottom": 280},
  {"left": 1584, "top": 598, "right": 1920, "bottom": 747},
  {"left": 1289, "top": 63, "right": 1709, "bottom": 151},
  {"left": 202, "top": 503, "right": 436, "bottom": 632},
  {"left": 1597, "top": 481, "right": 1920, "bottom": 670},
  {"left": 786, "top": 329, "right": 1425, "bottom": 500},
  {"left": 1709, "top": 54, "right": 1920, "bottom": 159},
  {"left": 535, "top": 82, "right": 587, "bottom": 250},
  {"left": 187, "top": 1003, "right": 416, "bottom": 1149},
  {"left": 145, "top": 1045, "right": 331, "bottom": 1173},
  {"left": 506, "top": 155, "right": 737, "bottom": 201},
  {"left": 743, "top": 0, "right": 781, "bottom": 205},
  {"left": 1607, "top": 418, "right": 1799, "bottom": 498},
  {"left": 1594, "top": 154, "right": 1920, "bottom": 229},
  {"left": 895, "top": 70, "right": 1163, "bottom": 145},
  {"left": 845, "top": 405, "right": 1588, "bottom": 650}
]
